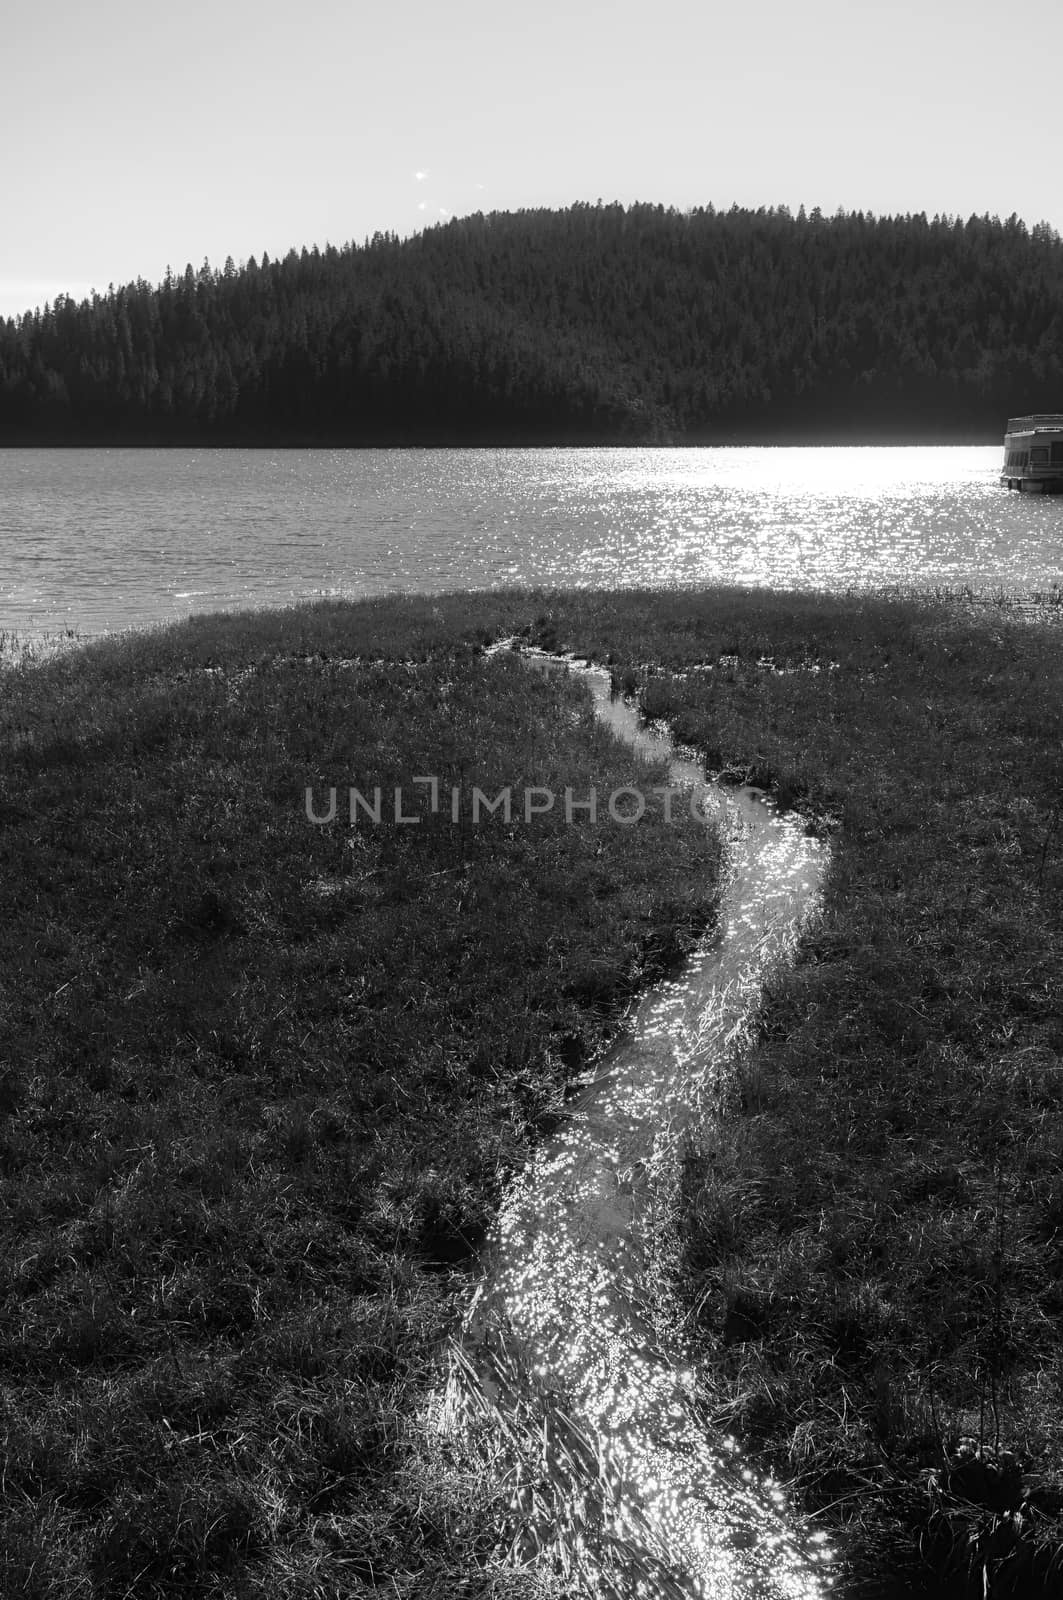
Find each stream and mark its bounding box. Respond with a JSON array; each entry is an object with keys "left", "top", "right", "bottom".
[{"left": 446, "top": 650, "right": 834, "bottom": 1599}]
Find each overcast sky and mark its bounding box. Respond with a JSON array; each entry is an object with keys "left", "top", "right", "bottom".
[{"left": 3, "top": 0, "right": 1058, "bottom": 322}]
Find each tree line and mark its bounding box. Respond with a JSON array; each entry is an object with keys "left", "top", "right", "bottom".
[{"left": 2, "top": 202, "right": 1062, "bottom": 444}]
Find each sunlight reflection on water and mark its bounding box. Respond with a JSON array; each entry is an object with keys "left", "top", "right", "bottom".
[
  {"left": 447, "top": 657, "right": 832, "bottom": 1599},
  {"left": 1, "top": 445, "right": 1058, "bottom": 638}
]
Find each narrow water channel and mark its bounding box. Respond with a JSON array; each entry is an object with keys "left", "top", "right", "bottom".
[{"left": 447, "top": 651, "right": 833, "bottom": 1599}]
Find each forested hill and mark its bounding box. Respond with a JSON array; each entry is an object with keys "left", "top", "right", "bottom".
[{"left": 4, "top": 203, "right": 1063, "bottom": 445}]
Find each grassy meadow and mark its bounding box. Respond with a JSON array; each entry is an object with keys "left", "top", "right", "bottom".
[
  {"left": 1, "top": 583, "right": 1062, "bottom": 1597},
  {"left": 0, "top": 595, "right": 720, "bottom": 1599},
  {"left": 526, "top": 586, "right": 1063, "bottom": 1598}
]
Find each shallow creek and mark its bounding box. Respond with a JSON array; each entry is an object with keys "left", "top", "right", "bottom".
[{"left": 446, "top": 651, "right": 833, "bottom": 1599}]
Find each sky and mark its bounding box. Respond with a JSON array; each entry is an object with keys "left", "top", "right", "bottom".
[{"left": 3, "top": 0, "right": 1061, "bottom": 322}]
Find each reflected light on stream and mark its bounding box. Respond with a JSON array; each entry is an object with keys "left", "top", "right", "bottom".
[{"left": 445, "top": 656, "right": 834, "bottom": 1598}]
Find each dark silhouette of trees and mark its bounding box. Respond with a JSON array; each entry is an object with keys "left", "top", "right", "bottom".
[{"left": 2, "top": 204, "right": 1062, "bottom": 444}]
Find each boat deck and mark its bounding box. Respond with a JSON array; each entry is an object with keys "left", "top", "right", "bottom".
[{"left": 1002, "top": 415, "right": 1063, "bottom": 491}]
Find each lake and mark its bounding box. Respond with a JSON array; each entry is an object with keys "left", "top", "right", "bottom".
[{"left": 1, "top": 445, "right": 1060, "bottom": 641}]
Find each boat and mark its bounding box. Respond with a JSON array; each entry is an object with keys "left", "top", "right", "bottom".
[{"left": 1001, "top": 414, "right": 1063, "bottom": 492}]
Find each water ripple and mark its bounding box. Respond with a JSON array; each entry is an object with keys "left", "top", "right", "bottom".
[
  {"left": 446, "top": 660, "right": 832, "bottom": 1598},
  {"left": 1, "top": 446, "right": 1057, "bottom": 639}
]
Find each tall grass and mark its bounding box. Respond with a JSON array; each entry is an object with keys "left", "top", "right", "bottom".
[
  {"left": 3, "top": 581, "right": 1061, "bottom": 1596},
  {"left": 512, "top": 584, "right": 1063, "bottom": 1597},
  {"left": 0, "top": 597, "right": 718, "bottom": 1597}
]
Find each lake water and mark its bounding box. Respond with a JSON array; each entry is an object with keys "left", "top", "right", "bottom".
[{"left": 1, "top": 445, "right": 1060, "bottom": 641}]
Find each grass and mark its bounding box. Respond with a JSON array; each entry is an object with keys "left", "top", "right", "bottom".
[
  {"left": 0, "top": 593, "right": 719, "bottom": 1597},
  {"left": 505, "top": 584, "right": 1063, "bottom": 1598},
  {"left": 0, "top": 627, "right": 89, "bottom": 671},
  {"left": 3, "top": 581, "right": 1062, "bottom": 1597}
]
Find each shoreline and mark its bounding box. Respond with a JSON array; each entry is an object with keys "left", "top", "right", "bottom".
[{"left": 4, "top": 576, "right": 1062, "bottom": 667}]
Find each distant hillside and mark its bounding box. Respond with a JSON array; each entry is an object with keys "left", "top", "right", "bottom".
[{"left": 3, "top": 203, "right": 1063, "bottom": 444}]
